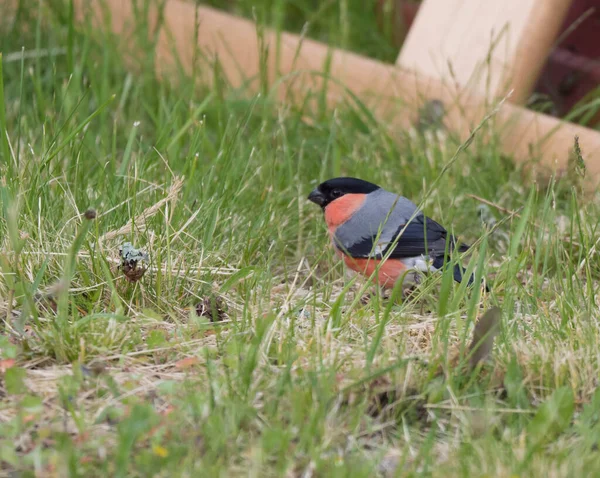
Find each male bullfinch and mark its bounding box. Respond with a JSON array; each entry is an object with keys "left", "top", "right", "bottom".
[{"left": 308, "top": 177, "right": 482, "bottom": 289}]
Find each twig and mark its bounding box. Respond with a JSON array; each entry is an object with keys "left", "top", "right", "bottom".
[
  {"left": 99, "top": 177, "right": 184, "bottom": 242},
  {"left": 466, "top": 193, "right": 522, "bottom": 218},
  {"left": 467, "top": 193, "right": 583, "bottom": 248},
  {"left": 423, "top": 403, "right": 535, "bottom": 414}
]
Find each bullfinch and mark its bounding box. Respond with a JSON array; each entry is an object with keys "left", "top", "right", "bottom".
[{"left": 308, "top": 177, "right": 480, "bottom": 289}]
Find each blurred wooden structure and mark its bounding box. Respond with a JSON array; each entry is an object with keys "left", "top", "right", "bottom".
[
  {"left": 71, "top": 0, "right": 600, "bottom": 189},
  {"left": 379, "top": 0, "right": 600, "bottom": 122},
  {"left": 397, "top": 0, "right": 573, "bottom": 104}
]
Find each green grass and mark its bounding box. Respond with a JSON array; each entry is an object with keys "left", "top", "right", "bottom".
[{"left": 1, "top": 1, "right": 600, "bottom": 476}]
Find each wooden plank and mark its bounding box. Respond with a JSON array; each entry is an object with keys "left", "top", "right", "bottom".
[
  {"left": 397, "top": 0, "right": 573, "bottom": 104},
  {"left": 74, "top": 1, "right": 600, "bottom": 190}
]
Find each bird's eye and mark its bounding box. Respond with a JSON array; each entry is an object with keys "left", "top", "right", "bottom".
[{"left": 331, "top": 189, "right": 343, "bottom": 199}]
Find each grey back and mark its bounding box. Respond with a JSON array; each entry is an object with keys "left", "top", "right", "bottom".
[{"left": 333, "top": 189, "right": 420, "bottom": 256}]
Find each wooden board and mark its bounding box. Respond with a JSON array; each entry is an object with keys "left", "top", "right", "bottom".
[
  {"left": 73, "top": 1, "right": 600, "bottom": 190},
  {"left": 397, "top": 0, "right": 573, "bottom": 104}
]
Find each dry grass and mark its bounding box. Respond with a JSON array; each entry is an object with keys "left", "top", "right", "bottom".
[{"left": 2, "top": 0, "right": 600, "bottom": 476}]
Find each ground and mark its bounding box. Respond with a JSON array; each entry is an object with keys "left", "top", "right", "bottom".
[{"left": 1, "top": 1, "right": 600, "bottom": 477}]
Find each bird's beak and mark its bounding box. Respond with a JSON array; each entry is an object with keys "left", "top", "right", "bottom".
[{"left": 308, "top": 188, "right": 326, "bottom": 206}]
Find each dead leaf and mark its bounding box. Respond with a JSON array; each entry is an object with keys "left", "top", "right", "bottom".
[
  {"left": 0, "top": 359, "right": 16, "bottom": 372},
  {"left": 22, "top": 414, "right": 36, "bottom": 424},
  {"left": 174, "top": 357, "right": 199, "bottom": 369},
  {"left": 468, "top": 306, "right": 502, "bottom": 370}
]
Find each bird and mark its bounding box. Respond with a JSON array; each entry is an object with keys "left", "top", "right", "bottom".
[{"left": 307, "top": 177, "right": 482, "bottom": 290}]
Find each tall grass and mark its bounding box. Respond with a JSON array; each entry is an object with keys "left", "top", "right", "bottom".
[{"left": 1, "top": 0, "right": 600, "bottom": 475}]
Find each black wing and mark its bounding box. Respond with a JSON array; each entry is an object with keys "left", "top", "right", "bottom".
[{"left": 386, "top": 215, "right": 450, "bottom": 259}]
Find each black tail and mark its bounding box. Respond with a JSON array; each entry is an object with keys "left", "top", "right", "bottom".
[{"left": 432, "top": 254, "right": 488, "bottom": 291}]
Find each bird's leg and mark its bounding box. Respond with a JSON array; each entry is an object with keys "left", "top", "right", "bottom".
[
  {"left": 359, "top": 291, "right": 374, "bottom": 305},
  {"left": 402, "top": 284, "right": 419, "bottom": 301},
  {"left": 360, "top": 285, "right": 390, "bottom": 305},
  {"left": 400, "top": 270, "right": 422, "bottom": 300},
  {"left": 380, "top": 286, "right": 392, "bottom": 301}
]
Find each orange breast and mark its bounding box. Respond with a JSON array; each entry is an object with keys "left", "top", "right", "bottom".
[
  {"left": 343, "top": 256, "right": 409, "bottom": 288},
  {"left": 324, "top": 194, "right": 366, "bottom": 232}
]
